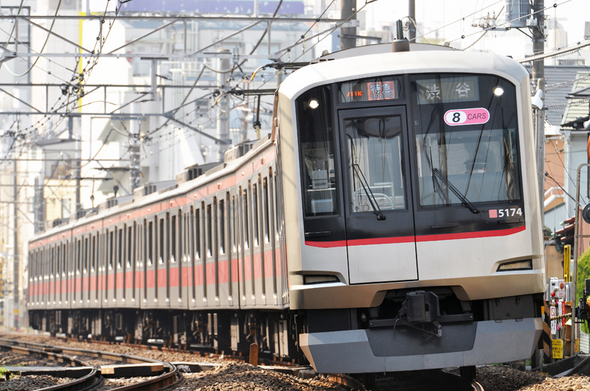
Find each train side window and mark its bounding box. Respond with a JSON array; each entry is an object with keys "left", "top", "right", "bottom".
[
  {"left": 214, "top": 197, "right": 219, "bottom": 298},
  {"left": 296, "top": 85, "right": 338, "bottom": 216},
  {"left": 191, "top": 208, "right": 196, "bottom": 300},
  {"left": 219, "top": 198, "right": 225, "bottom": 254},
  {"left": 274, "top": 172, "right": 279, "bottom": 240},
  {"left": 243, "top": 189, "right": 249, "bottom": 249},
  {"left": 159, "top": 218, "right": 165, "bottom": 264},
  {"left": 178, "top": 211, "right": 183, "bottom": 263},
  {"left": 118, "top": 228, "right": 123, "bottom": 268},
  {"left": 183, "top": 213, "right": 187, "bottom": 261},
  {"left": 207, "top": 203, "right": 212, "bottom": 256},
  {"left": 109, "top": 230, "right": 114, "bottom": 270},
  {"left": 253, "top": 183, "right": 259, "bottom": 246},
  {"left": 91, "top": 235, "right": 96, "bottom": 272},
  {"left": 195, "top": 208, "right": 201, "bottom": 259},
  {"left": 232, "top": 196, "right": 237, "bottom": 252},
  {"left": 84, "top": 237, "right": 89, "bottom": 273},
  {"left": 202, "top": 201, "right": 207, "bottom": 297},
  {"left": 56, "top": 245, "right": 61, "bottom": 276},
  {"left": 148, "top": 221, "right": 153, "bottom": 266},
  {"left": 143, "top": 221, "right": 148, "bottom": 300},
  {"left": 127, "top": 226, "right": 133, "bottom": 268},
  {"left": 66, "top": 241, "right": 70, "bottom": 276},
  {"left": 77, "top": 239, "right": 81, "bottom": 273},
  {"left": 171, "top": 214, "right": 177, "bottom": 263},
  {"left": 50, "top": 246, "right": 55, "bottom": 278},
  {"left": 263, "top": 177, "right": 270, "bottom": 243},
  {"left": 178, "top": 211, "right": 183, "bottom": 297},
  {"left": 227, "top": 192, "right": 233, "bottom": 298},
  {"left": 62, "top": 242, "right": 67, "bottom": 277}
]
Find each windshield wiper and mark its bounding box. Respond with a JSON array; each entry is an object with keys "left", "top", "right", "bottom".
[
  {"left": 432, "top": 168, "right": 479, "bottom": 214},
  {"left": 352, "top": 163, "right": 386, "bottom": 220}
]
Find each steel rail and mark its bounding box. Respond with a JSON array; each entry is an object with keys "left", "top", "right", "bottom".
[
  {"left": 0, "top": 341, "right": 101, "bottom": 391},
  {"left": 0, "top": 337, "right": 181, "bottom": 391}
]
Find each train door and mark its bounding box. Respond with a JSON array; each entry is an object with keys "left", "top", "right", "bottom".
[{"left": 338, "top": 106, "right": 418, "bottom": 284}]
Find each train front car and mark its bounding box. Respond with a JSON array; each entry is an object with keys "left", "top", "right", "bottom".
[{"left": 277, "top": 48, "right": 544, "bottom": 374}]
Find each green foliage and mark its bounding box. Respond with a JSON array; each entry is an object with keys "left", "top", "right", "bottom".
[{"left": 576, "top": 247, "right": 590, "bottom": 334}]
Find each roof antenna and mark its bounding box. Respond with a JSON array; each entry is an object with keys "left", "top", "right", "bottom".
[{"left": 392, "top": 19, "right": 410, "bottom": 52}]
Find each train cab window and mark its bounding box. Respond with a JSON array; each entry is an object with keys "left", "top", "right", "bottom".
[
  {"left": 411, "top": 74, "right": 521, "bottom": 207},
  {"left": 344, "top": 115, "right": 406, "bottom": 213},
  {"left": 296, "top": 86, "right": 338, "bottom": 216}
]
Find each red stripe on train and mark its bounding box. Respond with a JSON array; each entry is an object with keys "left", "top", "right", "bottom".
[{"left": 305, "top": 226, "right": 526, "bottom": 248}]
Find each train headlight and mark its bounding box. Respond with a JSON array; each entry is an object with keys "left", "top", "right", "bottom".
[
  {"left": 493, "top": 86, "right": 504, "bottom": 96},
  {"left": 309, "top": 99, "right": 319, "bottom": 109},
  {"left": 303, "top": 275, "right": 339, "bottom": 285},
  {"left": 497, "top": 259, "right": 532, "bottom": 272}
]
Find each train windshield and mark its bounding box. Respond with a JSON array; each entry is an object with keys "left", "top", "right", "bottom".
[
  {"left": 411, "top": 74, "right": 521, "bottom": 208},
  {"left": 297, "top": 86, "right": 338, "bottom": 217},
  {"left": 344, "top": 115, "right": 406, "bottom": 213}
]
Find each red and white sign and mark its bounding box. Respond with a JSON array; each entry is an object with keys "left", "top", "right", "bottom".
[{"left": 444, "top": 108, "right": 490, "bottom": 126}]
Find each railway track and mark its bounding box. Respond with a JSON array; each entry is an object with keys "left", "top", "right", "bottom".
[
  {"left": 0, "top": 334, "right": 486, "bottom": 391},
  {"left": 0, "top": 337, "right": 181, "bottom": 391}
]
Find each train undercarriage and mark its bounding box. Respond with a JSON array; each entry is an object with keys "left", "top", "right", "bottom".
[{"left": 29, "top": 308, "right": 301, "bottom": 360}]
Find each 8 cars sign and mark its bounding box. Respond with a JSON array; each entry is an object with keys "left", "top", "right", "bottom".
[{"left": 444, "top": 108, "right": 490, "bottom": 126}]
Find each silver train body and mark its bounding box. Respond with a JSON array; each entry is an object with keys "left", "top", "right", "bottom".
[{"left": 28, "top": 45, "right": 544, "bottom": 374}]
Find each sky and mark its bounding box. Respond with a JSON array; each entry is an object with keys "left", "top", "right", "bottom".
[{"left": 355, "top": 0, "right": 590, "bottom": 56}]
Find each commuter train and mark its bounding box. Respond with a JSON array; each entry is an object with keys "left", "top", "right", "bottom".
[{"left": 28, "top": 43, "right": 544, "bottom": 375}]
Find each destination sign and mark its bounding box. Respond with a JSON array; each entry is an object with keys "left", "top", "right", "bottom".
[
  {"left": 416, "top": 76, "right": 480, "bottom": 105},
  {"left": 339, "top": 77, "right": 401, "bottom": 103}
]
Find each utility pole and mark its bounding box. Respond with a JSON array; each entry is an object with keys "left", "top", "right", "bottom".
[
  {"left": 531, "top": 0, "right": 545, "bottom": 206},
  {"left": 130, "top": 128, "right": 141, "bottom": 192},
  {"left": 217, "top": 49, "right": 231, "bottom": 162},
  {"left": 340, "top": 0, "right": 356, "bottom": 50},
  {"left": 530, "top": 0, "right": 546, "bottom": 365},
  {"left": 12, "top": 135, "right": 18, "bottom": 330},
  {"left": 68, "top": 116, "right": 81, "bottom": 214},
  {"left": 408, "top": 0, "right": 416, "bottom": 42}
]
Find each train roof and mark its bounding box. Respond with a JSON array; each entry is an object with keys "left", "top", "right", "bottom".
[
  {"left": 30, "top": 135, "right": 274, "bottom": 244},
  {"left": 279, "top": 46, "right": 529, "bottom": 101}
]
